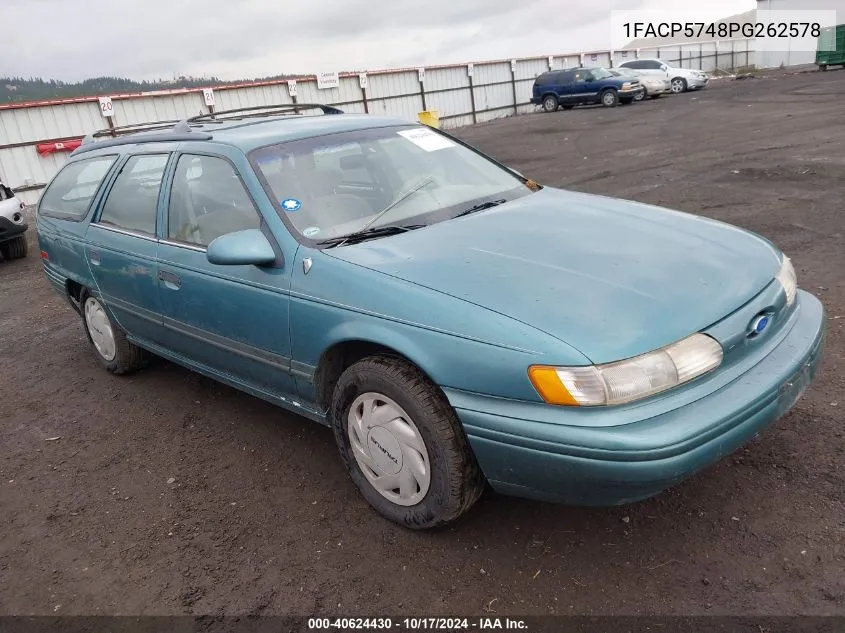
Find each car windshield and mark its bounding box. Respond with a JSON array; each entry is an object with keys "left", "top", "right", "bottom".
[
  {"left": 612, "top": 69, "right": 638, "bottom": 78},
  {"left": 250, "top": 125, "right": 534, "bottom": 243},
  {"left": 591, "top": 68, "right": 614, "bottom": 80}
]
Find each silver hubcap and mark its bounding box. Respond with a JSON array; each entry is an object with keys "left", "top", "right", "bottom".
[
  {"left": 84, "top": 297, "right": 116, "bottom": 361},
  {"left": 347, "top": 393, "right": 431, "bottom": 506},
  {"left": 603, "top": 93, "right": 615, "bottom": 105},
  {"left": 672, "top": 79, "right": 684, "bottom": 93}
]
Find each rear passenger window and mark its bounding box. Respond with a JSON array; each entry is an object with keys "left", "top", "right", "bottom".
[
  {"left": 38, "top": 155, "right": 117, "bottom": 220},
  {"left": 168, "top": 154, "right": 261, "bottom": 248},
  {"left": 98, "top": 154, "right": 169, "bottom": 235}
]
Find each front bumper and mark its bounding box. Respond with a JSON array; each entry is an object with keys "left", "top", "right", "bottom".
[
  {"left": 0, "top": 215, "right": 28, "bottom": 242},
  {"left": 687, "top": 76, "right": 710, "bottom": 89},
  {"left": 447, "top": 290, "right": 826, "bottom": 506}
]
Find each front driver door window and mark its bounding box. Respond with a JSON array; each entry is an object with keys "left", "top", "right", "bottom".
[{"left": 157, "top": 153, "right": 297, "bottom": 398}]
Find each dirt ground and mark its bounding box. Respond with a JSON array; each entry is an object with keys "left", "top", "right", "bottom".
[{"left": 1, "top": 69, "right": 843, "bottom": 618}]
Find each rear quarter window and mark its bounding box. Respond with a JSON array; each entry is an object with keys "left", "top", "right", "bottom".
[{"left": 38, "top": 155, "right": 118, "bottom": 221}]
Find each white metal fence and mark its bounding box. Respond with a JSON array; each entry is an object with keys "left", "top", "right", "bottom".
[{"left": 0, "top": 39, "right": 757, "bottom": 205}]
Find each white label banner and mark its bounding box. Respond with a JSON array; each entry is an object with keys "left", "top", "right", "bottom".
[{"left": 317, "top": 71, "right": 340, "bottom": 90}]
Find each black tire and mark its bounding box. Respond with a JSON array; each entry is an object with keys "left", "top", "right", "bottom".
[
  {"left": 80, "top": 289, "right": 149, "bottom": 375},
  {"left": 600, "top": 89, "right": 619, "bottom": 107},
  {"left": 561, "top": 104, "right": 575, "bottom": 110},
  {"left": 542, "top": 95, "right": 559, "bottom": 113},
  {"left": 670, "top": 77, "right": 687, "bottom": 93},
  {"left": 1, "top": 235, "right": 27, "bottom": 260},
  {"left": 633, "top": 90, "right": 645, "bottom": 102},
  {"left": 819, "top": 64, "right": 828, "bottom": 72},
  {"left": 330, "top": 354, "right": 485, "bottom": 529}
]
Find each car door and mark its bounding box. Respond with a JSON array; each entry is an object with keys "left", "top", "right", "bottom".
[
  {"left": 571, "top": 69, "right": 599, "bottom": 103},
  {"left": 641, "top": 60, "right": 668, "bottom": 78},
  {"left": 155, "top": 150, "right": 298, "bottom": 398},
  {"left": 85, "top": 152, "right": 170, "bottom": 345},
  {"left": 553, "top": 70, "right": 577, "bottom": 104}
]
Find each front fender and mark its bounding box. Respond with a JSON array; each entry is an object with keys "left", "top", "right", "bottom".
[{"left": 289, "top": 248, "right": 590, "bottom": 402}]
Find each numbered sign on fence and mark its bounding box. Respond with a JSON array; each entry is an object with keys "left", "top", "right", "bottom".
[
  {"left": 418, "top": 68, "right": 426, "bottom": 83},
  {"left": 467, "top": 63, "right": 474, "bottom": 77},
  {"left": 359, "top": 73, "right": 368, "bottom": 90},
  {"left": 202, "top": 89, "right": 215, "bottom": 106},
  {"left": 288, "top": 80, "right": 297, "bottom": 97},
  {"left": 98, "top": 96, "right": 113, "bottom": 118}
]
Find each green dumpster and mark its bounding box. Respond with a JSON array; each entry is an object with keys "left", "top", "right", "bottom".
[{"left": 816, "top": 24, "right": 845, "bottom": 70}]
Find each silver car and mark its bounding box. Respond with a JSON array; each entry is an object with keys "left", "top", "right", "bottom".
[
  {"left": 609, "top": 68, "right": 671, "bottom": 100},
  {"left": 0, "top": 181, "right": 28, "bottom": 261}
]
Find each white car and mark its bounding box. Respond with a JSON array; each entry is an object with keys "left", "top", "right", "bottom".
[
  {"left": 0, "top": 181, "right": 28, "bottom": 261},
  {"left": 618, "top": 58, "right": 709, "bottom": 94},
  {"left": 608, "top": 68, "right": 671, "bottom": 99}
]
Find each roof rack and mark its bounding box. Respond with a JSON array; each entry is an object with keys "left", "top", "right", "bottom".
[
  {"left": 187, "top": 103, "right": 344, "bottom": 123},
  {"left": 90, "top": 119, "right": 185, "bottom": 139},
  {"left": 73, "top": 120, "right": 212, "bottom": 156}
]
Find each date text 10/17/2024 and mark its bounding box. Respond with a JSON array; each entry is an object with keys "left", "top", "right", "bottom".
[{"left": 308, "top": 617, "right": 529, "bottom": 630}]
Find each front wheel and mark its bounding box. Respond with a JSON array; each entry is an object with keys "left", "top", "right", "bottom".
[
  {"left": 671, "top": 77, "right": 687, "bottom": 93},
  {"left": 542, "top": 95, "right": 559, "bottom": 113},
  {"left": 633, "top": 90, "right": 645, "bottom": 102},
  {"left": 330, "top": 355, "right": 485, "bottom": 529},
  {"left": 0, "top": 235, "right": 28, "bottom": 260},
  {"left": 601, "top": 89, "right": 619, "bottom": 107}
]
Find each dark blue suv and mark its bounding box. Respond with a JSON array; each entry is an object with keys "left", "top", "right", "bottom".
[{"left": 531, "top": 67, "right": 643, "bottom": 112}]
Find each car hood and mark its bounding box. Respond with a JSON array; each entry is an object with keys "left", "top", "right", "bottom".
[{"left": 326, "top": 188, "right": 781, "bottom": 364}]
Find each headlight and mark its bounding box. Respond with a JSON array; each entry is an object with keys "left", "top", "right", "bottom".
[
  {"left": 776, "top": 255, "right": 797, "bottom": 306},
  {"left": 528, "top": 334, "right": 723, "bottom": 407},
  {"left": 622, "top": 82, "right": 632, "bottom": 89}
]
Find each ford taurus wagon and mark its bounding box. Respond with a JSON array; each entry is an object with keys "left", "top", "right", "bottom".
[{"left": 36, "top": 104, "right": 825, "bottom": 529}]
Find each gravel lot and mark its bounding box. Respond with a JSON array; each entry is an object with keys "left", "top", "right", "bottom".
[{"left": 1, "top": 68, "right": 843, "bottom": 617}]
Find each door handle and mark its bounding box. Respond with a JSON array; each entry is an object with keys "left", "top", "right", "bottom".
[
  {"left": 158, "top": 269, "right": 181, "bottom": 290},
  {"left": 88, "top": 248, "right": 101, "bottom": 266}
]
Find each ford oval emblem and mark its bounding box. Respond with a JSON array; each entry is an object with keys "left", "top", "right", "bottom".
[{"left": 749, "top": 315, "right": 770, "bottom": 336}]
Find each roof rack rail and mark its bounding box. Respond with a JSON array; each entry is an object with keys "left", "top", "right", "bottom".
[
  {"left": 187, "top": 103, "right": 344, "bottom": 123},
  {"left": 90, "top": 118, "right": 186, "bottom": 139}
]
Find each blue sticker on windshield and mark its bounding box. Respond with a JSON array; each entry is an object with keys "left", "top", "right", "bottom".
[
  {"left": 302, "top": 226, "right": 320, "bottom": 238},
  {"left": 281, "top": 198, "right": 302, "bottom": 212}
]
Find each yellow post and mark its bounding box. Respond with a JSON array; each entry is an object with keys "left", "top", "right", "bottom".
[{"left": 418, "top": 110, "right": 440, "bottom": 128}]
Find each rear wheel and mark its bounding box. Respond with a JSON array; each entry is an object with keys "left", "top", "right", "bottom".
[
  {"left": 601, "top": 89, "right": 619, "bottom": 107},
  {"left": 330, "top": 354, "right": 485, "bottom": 529},
  {"left": 81, "top": 290, "right": 149, "bottom": 375},
  {"left": 0, "top": 235, "right": 27, "bottom": 260},
  {"left": 542, "top": 95, "right": 559, "bottom": 113},
  {"left": 671, "top": 77, "right": 687, "bottom": 93}
]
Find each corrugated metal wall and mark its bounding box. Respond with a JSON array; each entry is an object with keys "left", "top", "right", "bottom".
[{"left": 1, "top": 39, "right": 758, "bottom": 204}]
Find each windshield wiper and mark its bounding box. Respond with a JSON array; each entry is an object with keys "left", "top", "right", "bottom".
[
  {"left": 317, "top": 224, "right": 426, "bottom": 248},
  {"left": 453, "top": 198, "right": 507, "bottom": 219}
]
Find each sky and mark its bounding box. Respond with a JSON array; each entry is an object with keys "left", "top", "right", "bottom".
[{"left": 2, "top": 0, "right": 755, "bottom": 82}]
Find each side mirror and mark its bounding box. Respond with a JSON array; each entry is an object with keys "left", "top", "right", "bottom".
[{"left": 206, "top": 229, "right": 277, "bottom": 267}]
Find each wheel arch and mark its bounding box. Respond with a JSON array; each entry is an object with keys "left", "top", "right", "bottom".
[{"left": 313, "top": 335, "right": 440, "bottom": 414}]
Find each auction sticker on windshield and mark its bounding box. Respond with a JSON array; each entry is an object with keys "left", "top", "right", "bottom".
[{"left": 398, "top": 128, "right": 456, "bottom": 152}]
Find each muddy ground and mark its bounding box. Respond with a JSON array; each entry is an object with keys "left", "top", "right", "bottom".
[{"left": 1, "top": 69, "right": 843, "bottom": 617}]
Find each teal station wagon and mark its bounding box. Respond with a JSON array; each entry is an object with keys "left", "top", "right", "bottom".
[{"left": 36, "top": 104, "right": 826, "bottom": 529}]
